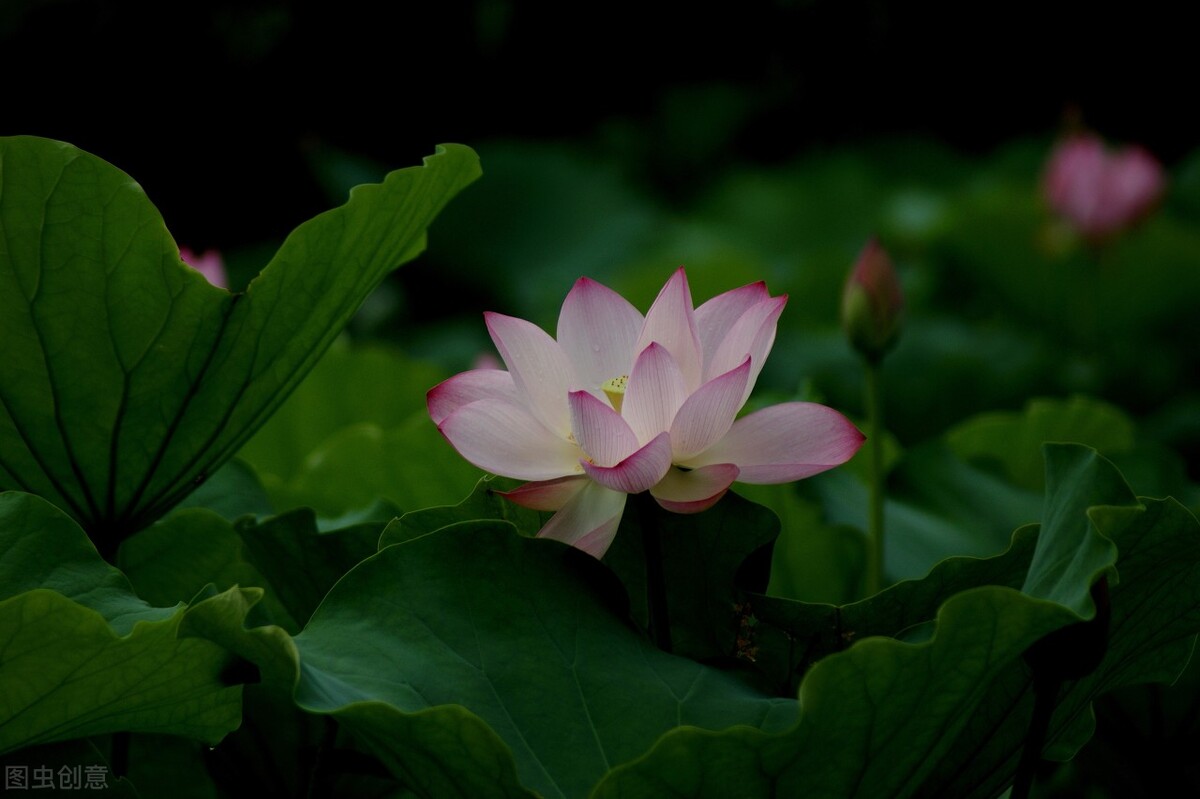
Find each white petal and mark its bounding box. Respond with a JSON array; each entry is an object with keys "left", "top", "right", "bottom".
[
  {"left": 536, "top": 480, "right": 627, "bottom": 558},
  {"left": 569, "top": 390, "right": 638, "bottom": 467},
  {"left": 705, "top": 296, "right": 787, "bottom": 400},
  {"left": 650, "top": 463, "right": 740, "bottom": 513},
  {"left": 633, "top": 268, "right": 703, "bottom": 392},
  {"left": 498, "top": 476, "right": 586, "bottom": 511},
  {"left": 581, "top": 432, "right": 673, "bottom": 494},
  {"left": 438, "top": 398, "right": 582, "bottom": 481},
  {"left": 622, "top": 342, "right": 687, "bottom": 445},
  {"left": 669, "top": 358, "right": 751, "bottom": 460},
  {"left": 695, "top": 281, "right": 770, "bottom": 370},
  {"left": 684, "top": 402, "right": 865, "bottom": 483},
  {"left": 485, "top": 312, "right": 576, "bottom": 437},
  {"left": 557, "top": 277, "right": 644, "bottom": 390},
  {"left": 427, "top": 369, "right": 519, "bottom": 425}
]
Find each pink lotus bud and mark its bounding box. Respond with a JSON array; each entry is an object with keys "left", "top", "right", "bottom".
[
  {"left": 841, "top": 238, "right": 903, "bottom": 361},
  {"left": 1042, "top": 133, "right": 1165, "bottom": 240},
  {"left": 179, "top": 246, "right": 228, "bottom": 289}
]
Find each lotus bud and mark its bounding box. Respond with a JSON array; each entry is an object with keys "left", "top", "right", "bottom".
[{"left": 842, "top": 238, "right": 903, "bottom": 361}]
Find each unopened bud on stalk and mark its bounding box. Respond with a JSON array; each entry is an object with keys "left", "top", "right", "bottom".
[{"left": 841, "top": 238, "right": 903, "bottom": 361}]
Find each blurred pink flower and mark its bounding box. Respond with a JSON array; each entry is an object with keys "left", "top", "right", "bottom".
[
  {"left": 429, "top": 268, "right": 864, "bottom": 558},
  {"left": 1043, "top": 133, "right": 1165, "bottom": 240},
  {"left": 179, "top": 246, "right": 228, "bottom": 289}
]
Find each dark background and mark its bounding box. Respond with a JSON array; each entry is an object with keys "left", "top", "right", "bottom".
[{"left": 2, "top": 0, "right": 1192, "bottom": 250}]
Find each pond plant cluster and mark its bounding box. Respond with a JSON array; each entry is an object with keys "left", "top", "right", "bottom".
[{"left": 2, "top": 132, "right": 1200, "bottom": 797}]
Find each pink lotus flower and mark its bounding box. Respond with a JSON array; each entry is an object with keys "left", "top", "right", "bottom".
[
  {"left": 1043, "top": 133, "right": 1165, "bottom": 240},
  {"left": 179, "top": 246, "right": 228, "bottom": 289},
  {"left": 428, "top": 269, "right": 864, "bottom": 558}
]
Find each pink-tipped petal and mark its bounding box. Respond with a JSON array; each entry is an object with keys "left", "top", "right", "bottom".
[
  {"left": 499, "top": 476, "right": 587, "bottom": 511},
  {"left": 650, "top": 463, "right": 739, "bottom": 514},
  {"left": 634, "top": 268, "right": 703, "bottom": 392},
  {"left": 485, "top": 312, "right": 576, "bottom": 437},
  {"left": 684, "top": 402, "right": 865, "bottom": 483},
  {"left": 438, "top": 398, "right": 582, "bottom": 481},
  {"left": 623, "top": 342, "right": 687, "bottom": 445},
  {"left": 557, "top": 277, "right": 645, "bottom": 390},
  {"left": 427, "top": 369, "right": 520, "bottom": 425},
  {"left": 705, "top": 296, "right": 787, "bottom": 398},
  {"left": 569, "top": 390, "right": 639, "bottom": 467},
  {"left": 695, "top": 281, "right": 770, "bottom": 368},
  {"left": 537, "top": 481, "right": 627, "bottom": 558},
  {"left": 581, "top": 431, "right": 673, "bottom": 494},
  {"left": 669, "top": 358, "right": 751, "bottom": 460}
]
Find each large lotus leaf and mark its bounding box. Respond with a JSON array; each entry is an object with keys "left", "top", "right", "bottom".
[
  {"left": 383, "top": 474, "right": 548, "bottom": 546},
  {"left": 591, "top": 445, "right": 1200, "bottom": 797},
  {"left": 181, "top": 523, "right": 798, "bottom": 799},
  {"left": 0, "top": 739, "right": 140, "bottom": 797},
  {"left": 0, "top": 492, "right": 246, "bottom": 753},
  {"left": 119, "top": 506, "right": 383, "bottom": 634},
  {"left": 385, "top": 477, "right": 779, "bottom": 663},
  {"left": 0, "top": 136, "right": 479, "bottom": 549},
  {"left": 600, "top": 491, "right": 779, "bottom": 662},
  {"left": 117, "top": 508, "right": 284, "bottom": 619},
  {"left": 171, "top": 458, "right": 274, "bottom": 521}
]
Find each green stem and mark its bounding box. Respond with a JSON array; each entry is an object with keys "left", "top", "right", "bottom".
[
  {"left": 1011, "top": 676, "right": 1060, "bottom": 799},
  {"left": 635, "top": 493, "right": 672, "bottom": 653},
  {"left": 864, "top": 358, "right": 886, "bottom": 596},
  {"left": 305, "top": 716, "right": 339, "bottom": 799},
  {"left": 109, "top": 732, "right": 130, "bottom": 777}
]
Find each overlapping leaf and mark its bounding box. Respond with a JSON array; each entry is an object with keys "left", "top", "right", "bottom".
[
  {"left": 592, "top": 445, "right": 1200, "bottom": 797},
  {"left": 0, "top": 493, "right": 244, "bottom": 753},
  {"left": 0, "top": 136, "right": 479, "bottom": 546},
  {"left": 181, "top": 523, "right": 798, "bottom": 799}
]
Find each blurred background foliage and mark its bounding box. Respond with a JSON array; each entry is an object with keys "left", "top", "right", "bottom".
[{"left": 7, "top": 0, "right": 1196, "bottom": 455}]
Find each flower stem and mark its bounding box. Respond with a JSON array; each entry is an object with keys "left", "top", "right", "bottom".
[
  {"left": 305, "top": 716, "right": 339, "bottom": 799},
  {"left": 864, "top": 357, "right": 886, "bottom": 596},
  {"left": 635, "top": 493, "right": 672, "bottom": 653},
  {"left": 1010, "top": 675, "right": 1060, "bottom": 799}
]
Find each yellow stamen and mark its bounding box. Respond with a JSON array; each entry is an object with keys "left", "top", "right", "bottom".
[{"left": 601, "top": 374, "right": 629, "bottom": 414}]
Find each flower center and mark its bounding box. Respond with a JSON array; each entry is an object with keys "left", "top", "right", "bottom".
[{"left": 601, "top": 374, "right": 629, "bottom": 414}]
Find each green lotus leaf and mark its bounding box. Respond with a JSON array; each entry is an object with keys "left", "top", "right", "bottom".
[
  {"left": 0, "top": 493, "right": 245, "bottom": 753},
  {"left": 0, "top": 136, "right": 479, "bottom": 552},
  {"left": 592, "top": 445, "right": 1200, "bottom": 797}
]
